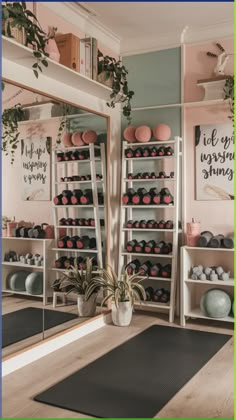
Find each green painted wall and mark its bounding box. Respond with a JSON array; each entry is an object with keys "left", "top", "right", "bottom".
[{"left": 123, "top": 48, "right": 181, "bottom": 108}]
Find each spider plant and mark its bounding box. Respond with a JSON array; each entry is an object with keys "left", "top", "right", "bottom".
[
  {"left": 85, "top": 266, "right": 146, "bottom": 308},
  {"left": 54, "top": 257, "right": 98, "bottom": 298}
]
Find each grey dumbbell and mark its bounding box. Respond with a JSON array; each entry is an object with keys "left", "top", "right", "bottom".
[
  {"left": 204, "top": 267, "right": 212, "bottom": 279},
  {"left": 216, "top": 266, "right": 224, "bottom": 277},
  {"left": 199, "top": 273, "right": 207, "bottom": 281},
  {"left": 210, "top": 270, "right": 218, "bottom": 281},
  {"left": 191, "top": 273, "right": 198, "bottom": 280},
  {"left": 220, "top": 271, "right": 230, "bottom": 281}
]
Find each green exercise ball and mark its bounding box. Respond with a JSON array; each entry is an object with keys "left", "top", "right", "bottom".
[
  {"left": 200, "top": 288, "right": 232, "bottom": 318},
  {"left": 25, "top": 272, "right": 43, "bottom": 295},
  {"left": 232, "top": 300, "right": 234, "bottom": 316},
  {"left": 7, "top": 271, "right": 28, "bottom": 291}
]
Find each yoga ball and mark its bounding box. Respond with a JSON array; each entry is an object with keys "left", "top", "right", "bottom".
[
  {"left": 7, "top": 271, "right": 28, "bottom": 291},
  {"left": 123, "top": 126, "right": 136, "bottom": 143},
  {"left": 25, "top": 272, "right": 43, "bottom": 295},
  {"left": 200, "top": 288, "right": 231, "bottom": 318},
  {"left": 71, "top": 132, "right": 85, "bottom": 146},
  {"left": 135, "top": 125, "right": 152, "bottom": 143},
  {"left": 82, "top": 130, "right": 97, "bottom": 144},
  {"left": 62, "top": 132, "right": 73, "bottom": 147},
  {"left": 153, "top": 124, "right": 171, "bottom": 141},
  {"left": 232, "top": 300, "right": 234, "bottom": 316}
]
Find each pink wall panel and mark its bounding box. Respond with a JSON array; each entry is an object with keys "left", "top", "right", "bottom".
[{"left": 184, "top": 39, "right": 234, "bottom": 102}]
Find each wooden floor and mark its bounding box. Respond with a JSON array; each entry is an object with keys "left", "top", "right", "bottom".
[
  {"left": 2, "top": 312, "right": 234, "bottom": 419},
  {"left": 2, "top": 294, "right": 100, "bottom": 358}
]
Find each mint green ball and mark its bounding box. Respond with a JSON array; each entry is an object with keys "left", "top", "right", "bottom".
[{"left": 200, "top": 288, "right": 231, "bottom": 318}]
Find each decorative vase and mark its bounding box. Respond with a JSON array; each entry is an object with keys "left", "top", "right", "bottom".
[
  {"left": 7, "top": 221, "right": 18, "bottom": 237},
  {"left": 77, "top": 294, "right": 97, "bottom": 317},
  {"left": 111, "top": 301, "right": 133, "bottom": 326},
  {"left": 44, "top": 27, "right": 60, "bottom": 62}
]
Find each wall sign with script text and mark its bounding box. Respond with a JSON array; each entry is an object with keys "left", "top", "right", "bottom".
[
  {"left": 21, "top": 136, "right": 51, "bottom": 201},
  {"left": 195, "top": 123, "right": 234, "bottom": 200}
]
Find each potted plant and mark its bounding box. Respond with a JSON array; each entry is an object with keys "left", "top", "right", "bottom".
[
  {"left": 85, "top": 267, "right": 146, "bottom": 326},
  {"left": 224, "top": 76, "right": 234, "bottom": 122},
  {"left": 2, "top": 1, "right": 49, "bottom": 78},
  {"left": 97, "top": 50, "right": 134, "bottom": 124},
  {"left": 2, "top": 104, "right": 25, "bottom": 164},
  {"left": 54, "top": 257, "right": 99, "bottom": 317}
]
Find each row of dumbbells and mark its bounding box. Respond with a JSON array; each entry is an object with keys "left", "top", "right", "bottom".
[
  {"left": 126, "top": 259, "right": 172, "bottom": 278},
  {"left": 5, "top": 251, "right": 43, "bottom": 266},
  {"left": 144, "top": 287, "right": 170, "bottom": 303},
  {"left": 191, "top": 265, "right": 231, "bottom": 281},
  {"left": 127, "top": 171, "right": 174, "bottom": 180},
  {"left": 122, "top": 188, "right": 174, "bottom": 205},
  {"left": 54, "top": 189, "right": 104, "bottom": 205},
  {"left": 60, "top": 174, "right": 103, "bottom": 182},
  {"left": 126, "top": 240, "right": 172, "bottom": 254},
  {"left": 126, "top": 219, "right": 174, "bottom": 229},
  {"left": 57, "top": 149, "right": 100, "bottom": 162},
  {"left": 59, "top": 218, "right": 104, "bottom": 227},
  {"left": 15, "top": 225, "right": 46, "bottom": 239},
  {"left": 125, "top": 146, "right": 174, "bottom": 158},
  {"left": 55, "top": 256, "right": 97, "bottom": 270},
  {"left": 58, "top": 235, "right": 97, "bottom": 249}
]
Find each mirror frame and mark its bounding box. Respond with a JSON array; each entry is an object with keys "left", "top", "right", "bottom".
[{"left": 2, "top": 77, "right": 111, "bottom": 360}]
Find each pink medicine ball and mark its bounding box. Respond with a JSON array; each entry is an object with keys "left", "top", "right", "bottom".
[
  {"left": 82, "top": 130, "right": 97, "bottom": 144},
  {"left": 123, "top": 126, "right": 136, "bottom": 143},
  {"left": 135, "top": 125, "right": 152, "bottom": 143},
  {"left": 71, "top": 132, "right": 85, "bottom": 146},
  {"left": 62, "top": 132, "right": 73, "bottom": 147},
  {"left": 153, "top": 124, "right": 171, "bottom": 141}
]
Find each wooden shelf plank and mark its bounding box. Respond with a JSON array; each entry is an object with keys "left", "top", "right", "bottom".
[
  {"left": 186, "top": 307, "right": 234, "bottom": 323},
  {"left": 185, "top": 278, "right": 234, "bottom": 287},
  {"left": 2, "top": 262, "right": 44, "bottom": 269}
]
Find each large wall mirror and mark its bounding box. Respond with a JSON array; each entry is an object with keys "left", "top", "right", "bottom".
[{"left": 2, "top": 80, "right": 110, "bottom": 357}]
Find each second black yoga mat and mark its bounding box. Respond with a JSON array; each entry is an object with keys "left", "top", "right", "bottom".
[
  {"left": 34, "top": 324, "right": 230, "bottom": 418},
  {"left": 2, "top": 307, "right": 78, "bottom": 348}
]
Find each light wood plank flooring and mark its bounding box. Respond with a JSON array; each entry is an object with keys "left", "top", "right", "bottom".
[{"left": 2, "top": 312, "right": 234, "bottom": 419}]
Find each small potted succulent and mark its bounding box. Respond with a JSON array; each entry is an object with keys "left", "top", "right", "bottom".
[
  {"left": 85, "top": 267, "right": 146, "bottom": 326},
  {"left": 54, "top": 257, "right": 99, "bottom": 317}
]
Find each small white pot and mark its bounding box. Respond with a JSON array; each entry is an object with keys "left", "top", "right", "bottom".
[
  {"left": 111, "top": 301, "right": 133, "bottom": 327},
  {"left": 77, "top": 294, "right": 97, "bottom": 317}
]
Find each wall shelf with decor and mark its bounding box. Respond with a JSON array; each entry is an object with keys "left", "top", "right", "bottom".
[
  {"left": 180, "top": 246, "right": 234, "bottom": 327},
  {"left": 2, "top": 237, "right": 53, "bottom": 305},
  {"left": 2, "top": 36, "right": 112, "bottom": 101},
  {"left": 118, "top": 137, "right": 182, "bottom": 322}
]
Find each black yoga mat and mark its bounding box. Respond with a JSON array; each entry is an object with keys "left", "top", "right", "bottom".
[
  {"left": 2, "top": 307, "right": 78, "bottom": 348},
  {"left": 34, "top": 325, "right": 231, "bottom": 418}
]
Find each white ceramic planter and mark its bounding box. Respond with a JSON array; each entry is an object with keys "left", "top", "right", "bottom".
[
  {"left": 111, "top": 301, "right": 133, "bottom": 326},
  {"left": 77, "top": 294, "right": 96, "bottom": 317}
]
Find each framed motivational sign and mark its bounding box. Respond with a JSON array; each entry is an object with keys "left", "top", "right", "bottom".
[
  {"left": 195, "top": 123, "right": 234, "bottom": 201},
  {"left": 21, "top": 136, "right": 51, "bottom": 201}
]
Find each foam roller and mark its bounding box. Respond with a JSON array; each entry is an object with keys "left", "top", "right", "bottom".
[
  {"left": 209, "top": 234, "right": 224, "bottom": 248},
  {"left": 222, "top": 236, "right": 234, "bottom": 249},
  {"left": 198, "top": 231, "right": 213, "bottom": 247}
]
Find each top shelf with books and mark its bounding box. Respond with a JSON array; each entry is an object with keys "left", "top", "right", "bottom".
[{"left": 2, "top": 36, "right": 112, "bottom": 102}]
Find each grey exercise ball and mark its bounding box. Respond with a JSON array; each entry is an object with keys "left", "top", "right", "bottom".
[
  {"left": 200, "top": 288, "right": 232, "bottom": 318},
  {"left": 25, "top": 272, "right": 43, "bottom": 295},
  {"left": 7, "top": 271, "right": 28, "bottom": 291},
  {"left": 232, "top": 300, "right": 234, "bottom": 316}
]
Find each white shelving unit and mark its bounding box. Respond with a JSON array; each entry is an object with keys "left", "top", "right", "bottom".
[
  {"left": 2, "top": 237, "right": 53, "bottom": 305},
  {"left": 52, "top": 143, "right": 107, "bottom": 275},
  {"left": 180, "top": 246, "right": 234, "bottom": 326},
  {"left": 118, "top": 137, "right": 182, "bottom": 322}
]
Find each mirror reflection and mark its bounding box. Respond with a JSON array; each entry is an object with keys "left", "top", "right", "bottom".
[{"left": 2, "top": 81, "right": 108, "bottom": 357}]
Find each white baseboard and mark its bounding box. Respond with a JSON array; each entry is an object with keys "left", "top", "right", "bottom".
[{"left": 2, "top": 313, "right": 111, "bottom": 377}]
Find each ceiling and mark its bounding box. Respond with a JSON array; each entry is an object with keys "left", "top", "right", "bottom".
[{"left": 78, "top": 2, "right": 234, "bottom": 54}]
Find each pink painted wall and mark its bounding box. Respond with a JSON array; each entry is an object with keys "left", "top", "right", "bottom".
[{"left": 184, "top": 39, "right": 234, "bottom": 102}]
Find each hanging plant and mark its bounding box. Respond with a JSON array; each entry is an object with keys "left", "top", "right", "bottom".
[
  {"left": 57, "top": 103, "right": 77, "bottom": 145},
  {"left": 97, "top": 50, "right": 134, "bottom": 123},
  {"left": 2, "top": 1, "right": 49, "bottom": 78},
  {"left": 224, "top": 76, "right": 234, "bottom": 122},
  {"left": 2, "top": 104, "right": 25, "bottom": 164}
]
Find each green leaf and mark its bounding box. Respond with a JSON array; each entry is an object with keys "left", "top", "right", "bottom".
[
  {"left": 33, "top": 70, "right": 38, "bottom": 78},
  {"left": 33, "top": 51, "right": 42, "bottom": 58},
  {"left": 42, "top": 59, "right": 48, "bottom": 67}
]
